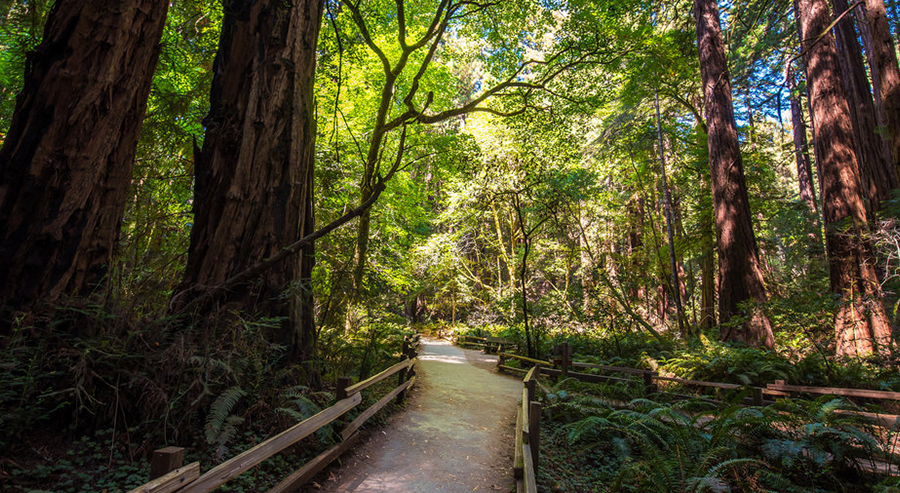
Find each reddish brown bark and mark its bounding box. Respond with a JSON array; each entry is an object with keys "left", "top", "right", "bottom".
[
  {"left": 0, "top": 0, "right": 169, "bottom": 320},
  {"left": 797, "top": 0, "right": 892, "bottom": 357},
  {"left": 833, "top": 0, "right": 898, "bottom": 210},
  {"left": 694, "top": 0, "right": 774, "bottom": 348},
  {"left": 175, "top": 0, "right": 324, "bottom": 364},
  {"left": 787, "top": 65, "right": 819, "bottom": 213},
  {"left": 862, "top": 0, "right": 900, "bottom": 184},
  {"left": 856, "top": 4, "right": 887, "bottom": 132}
]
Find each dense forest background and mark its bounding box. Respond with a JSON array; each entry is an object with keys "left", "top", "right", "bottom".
[{"left": 1, "top": 0, "right": 900, "bottom": 490}]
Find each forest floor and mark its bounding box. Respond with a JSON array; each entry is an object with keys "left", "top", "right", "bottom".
[{"left": 308, "top": 338, "right": 521, "bottom": 493}]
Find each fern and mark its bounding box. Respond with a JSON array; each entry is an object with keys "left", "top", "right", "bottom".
[
  {"left": 205, "top": 386, "right": 246, "bottom": 445},
  {"left": 214, "top": 415, "right": 244, "bottom": 462},
  {"left": 277, "top": 386, "right": 332, "bottom": 443},
  {"left": 565, "top": 415, "right": 612, "bottom": 444}
]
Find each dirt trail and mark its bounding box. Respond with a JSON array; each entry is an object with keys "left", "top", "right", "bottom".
[{"left": 311, "top": 338, "right": 521, "bottom": 493}]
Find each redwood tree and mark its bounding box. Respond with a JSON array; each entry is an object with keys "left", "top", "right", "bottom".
[
  {"left": 832, "top": 0, "right": 897, "bottom": 210},
  {"left": 786, "top": 64, "right": 819, "bottom": 213},
  {"left": 694, "top": 0, "right": 775, "bottom": 348},
  {"left": 797, "top": 0, "right": 893, "bottom": 356},
  {"left": 861, "top": 0, "right": 900, "bottom": 183},
  {"left": 174, "top": 0, "right": 324, "bottom": 365},
  {"left": 0, "top": 0, "right": 169, "bottom": 322}
]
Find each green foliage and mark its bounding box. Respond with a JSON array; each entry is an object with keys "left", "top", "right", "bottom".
[
  {"left": 205, "top": 386, "right": 247, "bottom": 460},
  {"left": 540, "top": 377, "right": 889, "bottom": 492}
]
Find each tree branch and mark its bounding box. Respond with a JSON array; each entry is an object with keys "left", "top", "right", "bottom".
[{"left": 172, "top": 178, "right": 391, "bottom": 314}]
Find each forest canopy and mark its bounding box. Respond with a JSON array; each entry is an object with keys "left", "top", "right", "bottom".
[{"left": 1, "top": 0, "right": 900, "bottom": 489}]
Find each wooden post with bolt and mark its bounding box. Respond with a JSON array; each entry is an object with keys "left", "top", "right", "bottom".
[{"left": 150, "top": 446, "right": 185, "bottom": 480}]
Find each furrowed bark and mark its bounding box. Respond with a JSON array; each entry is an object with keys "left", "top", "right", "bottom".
[
  {"left": 0, "top": 0, "right": 169, "bottom": 323},
  {"left": 694, "top": 0, "right": 774, "bottom": 348},
  {"left": 797, "top": 0, "right": 892, "bottom": 357},
  {"left": 861, "top": 0, "right": 900, "bottom": 183},
  {"left": 175, "top": 0, "right": 324, "bottom": 364},
  {"left": 832, "top": 0, "right": 897, "bottom": 211},
  {"left": 786, "top": 64, "right": 820, "bottom": 214}
]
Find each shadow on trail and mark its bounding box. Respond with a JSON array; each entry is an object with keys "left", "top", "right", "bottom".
[{"left": 312, "top": 338, "right": 521, "bottom": 493}]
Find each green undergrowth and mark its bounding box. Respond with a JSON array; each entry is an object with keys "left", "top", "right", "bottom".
[
  {"left": 537, "top": 377, "right": 900, "bottom": 492},
  {"left": 446, "top": 320, "right": 900, "bottom": 396},
  {"left": 0, "top": 303, "right": 418, "bottom": 492}
]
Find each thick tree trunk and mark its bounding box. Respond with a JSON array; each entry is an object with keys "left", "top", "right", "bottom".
[
  {"left": 862, "top": 0, "right": 900, "bottom": 183},
  {"left": 175, "top": 0, "right": 324, "bottom": 364},
  {"left": 0, "top": 0, "right": 169, "bottom": 321},
  {"left": 856, "top": 4, "right": 888, "bottom": 133},
  {"left": 694, "top": 0, "right": 774, "bottom": 348},
  {"left": 833, "top": 0, "right": 898, "bottom": 210},
  {"left": 797, "top": 0, "right": 893, "bottom": 357}
]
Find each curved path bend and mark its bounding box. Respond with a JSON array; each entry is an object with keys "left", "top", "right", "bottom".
[{"left": 312, "top": 338, "right": 521, "bottom": 492}]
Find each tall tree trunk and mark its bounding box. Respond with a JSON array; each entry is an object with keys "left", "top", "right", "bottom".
[
  {"left": 694, "top": 0, "right": 775, "bottom": 348},
  {"left": 787, "top": 64, "right": 820, "bottom": 213},
  {"left": 856, "top": 4, "right": 888, "bottom": 133},
  {"left": 625, "top": 196, "right": 644, "bottom": 301},
  {"left": 699, "top": 206, "right": 717, "bottom": 330},
  {"left": 175, "top": 0, "right": 324, "bottom": 365},
  {"left": 0, "top": 0, "right": 169, "bottom": 322},
  {"left": 862, "top": 0, "right": 900, "bottom": 183},
  {"left": 654, "top": 89, "right": 686, "bottom": 336},
  {"left": 833, "top": 0, "right": 898, "bottom": 210},
  {"left": 797, "top": 0, "right": 893, "bottom": 357}
]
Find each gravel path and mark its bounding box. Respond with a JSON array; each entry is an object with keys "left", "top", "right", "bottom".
[{"left": 311, "top": 337, "right": 521, "bottom": 493}]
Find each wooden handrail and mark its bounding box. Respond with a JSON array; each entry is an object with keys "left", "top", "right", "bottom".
[
  {"left": 127, "top": 462, "right": 199, "bottom": 493},
  {"left": 267, "top": 432, "right": 362, "bottom": 493},
  {"left": 541, "top": 367, "right": 631, "bottom": 385},
  {"left": 571, "top": 362, "right": 650, "bottom": 375},
  {"left": 499, "top": 353, "right": 552, "bottom": 366},
  {"left": 767, "top": 381, "right": 900, "bottom": 401},
  {"left": 460, "top": 335, "right": 488, "bottom": 342},
  {"left": 521, "top": 387, "right": 530, "bottom": 434},
  {"left": 522, "top": 443, "right": 537, "bottom": 493},
  {"left": 499, "top": 365, "right": 527, "bottom": 374},
  {"left": 516, "top": 365, "right": 542, "bottom": 493},
  {"left": 133, "top": 342, "right": 423, "bottom": 493},
  {"left": 341, "top": 377, "right": 417, "bottom": 441},
  {"left": 179, "top": 393, "right": 362, "bottom": 492},
  {"left": 654, "top": 375, "right": 744, "bottom": 390},
  {"left": 343, "top": 358, "right": 416, "bottom": 396}
]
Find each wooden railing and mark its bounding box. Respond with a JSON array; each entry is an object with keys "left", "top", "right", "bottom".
[
  {"left": 129, "top": 334, "right": 420, "bottom": 493},
  {"left": 497, "top": 342, "right": 900, "bottom": 489},
  {"left": 514, "top": 366, "right": 541, "bottom": 493},
  {"left": 498, "top": 342, "right": 900, "bottom": 414}
]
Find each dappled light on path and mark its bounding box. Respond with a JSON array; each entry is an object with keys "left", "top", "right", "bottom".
[{"left": 313, "top": 337, "right": 520, "bottom": 492}]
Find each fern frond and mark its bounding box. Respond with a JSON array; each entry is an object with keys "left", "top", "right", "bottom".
[{"left": 205, "top": 386, "right": 246, "bottom": 444}]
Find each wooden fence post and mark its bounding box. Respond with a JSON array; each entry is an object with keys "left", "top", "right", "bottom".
[
  {"left": 643, "top": 371, "right": 658, "bottom": 394},
  {"left": 528, "top": 401, "right": 541, "bottom": 472},
  {"left": 526, "top": 366, "right": 539, "bottom": 404},
  {"left": 561, "top": 342, "right": 570, "bottom": 378},
  {"left": 150, "top": 446, "right": 185, "bottom": 480},
  {"left": 752, "top": 387, "right": 763, "bottom": 406},
  {"left": 397, "top": 339, "right": 410, "bottom": 404},
  {"left": 336, "top": 377, "right": 351, "bottom": 401}
]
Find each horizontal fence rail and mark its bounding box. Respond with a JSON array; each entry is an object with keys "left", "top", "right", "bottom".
[
  {"left": 129, "top": 334, "right": 421, "bottom": 493},
  {"left": 476, "top": 340, "right": 900, "bottom": 489}
]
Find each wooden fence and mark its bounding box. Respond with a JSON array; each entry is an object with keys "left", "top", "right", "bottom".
[
  {"left": 495, "top": 341, "right": 900, "bottom": 491},
  {"left": 129, "top": 334, "right": 420, "bottom": 493},
  {"left": 513, "top": 365, "right": 541, "bottom": 493}
]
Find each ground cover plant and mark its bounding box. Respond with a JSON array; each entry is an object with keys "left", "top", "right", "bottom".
[
  {"left": 2, "top": 0, "right": 900, "bottom": 489},
  {"left": 537, "top": 376, "right": 900, "bottom": 492}
]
